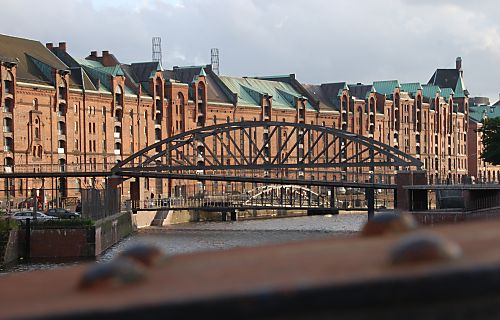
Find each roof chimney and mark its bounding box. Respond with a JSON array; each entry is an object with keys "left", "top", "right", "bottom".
[
  {"left": 456, "top": 57, "right": 463, "bottom": 77},
  {"left": 456, "top": 57, "right": 462, "bottom": 70},
  {"left": 90, "top": 51, "right": 97, "bottom": 57},
  {"left": 102, "top": 50, "right": 109, "bottom": 56},
  {"left": 46, "top": 43, "right": 53, "bottom": 50},
  {"left": 58, "top": 42, "right": 66, "bottom": 52}
]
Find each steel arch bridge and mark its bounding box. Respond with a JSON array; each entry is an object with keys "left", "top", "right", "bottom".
[{"left": 112, "top": 121, "right": 422, "bottom": 188}]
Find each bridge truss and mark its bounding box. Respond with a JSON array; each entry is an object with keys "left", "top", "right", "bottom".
[{"left": 112, "top": 121, "right": 422, "bottom": 188}]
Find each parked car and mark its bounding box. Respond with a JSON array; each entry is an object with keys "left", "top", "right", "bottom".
[
  {"left": 11, "top": 211, "right": 58, "bottom": 221},
  {"left": 45, "top": 208, "right": 80, "bottom": 219}
]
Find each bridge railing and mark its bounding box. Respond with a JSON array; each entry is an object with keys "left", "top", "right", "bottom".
[
  {"left": 125, "top": 191, "right": 394, "bottom": 211},
  {"left": 117, "top": 166, "right": 397, "bottom": 185}
]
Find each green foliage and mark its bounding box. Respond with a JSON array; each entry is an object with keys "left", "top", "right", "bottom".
[
  {"left": 479, "top": 117, "right": 500, "bottom": 165},
  {"left": 31, "top": 218, "right": 94, "bottom": 229},
  {"left": 0, "top": 219, "right": 17, "bottom": 238}
]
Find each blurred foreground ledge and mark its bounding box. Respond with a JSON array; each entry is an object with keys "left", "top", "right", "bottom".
[{"left": 2, "top": 218, "right": 500, "bottom": 319}]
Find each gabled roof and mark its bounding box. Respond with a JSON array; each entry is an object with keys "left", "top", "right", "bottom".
[
  {"left": 220, "top": 76, "right": 314, "bottom": 110},
  {"left": 72, "top": 57, "right": 135, "bottom": 94},
  {"left": 348, "top": 83, "right": 374, "bottom": 100},
  {"left": 440, "top": 87, "right": 455, "bottom": 99},
  {"left": 166, "top": 65, "right": 235, "bottom": 104},
  {"left": 0, "top": 33, "right": 68, "bottom": 85},
  {"left": 428, "top": 68, "right": 468, "bottom": 98},
  {"left": 129, "top": 62, "right": 162, "bottom": 83},
  {"left": 469, "top": 105, "right": 500, "bottom": 122},
  {"left": 400, "top": 82, "right": 422, "bottom": 97},
  {"left": 373, "top": 80, "right": 400, "bottom": 96},
  {"left": 301, "top": 83, "right": 337, "bottom": 111},
  {"left": 421, "top": 84, "right": 441, "bottom": 100}
]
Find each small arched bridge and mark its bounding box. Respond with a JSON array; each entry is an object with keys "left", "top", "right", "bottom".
[{"left": 112, "top": 121, "right": 422, "bottom": 187}]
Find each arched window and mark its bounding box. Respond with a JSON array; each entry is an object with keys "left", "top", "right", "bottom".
[
  {"left": 115, "top": 86, "right": 123, "bottom": 107},
  {"left": 416, "top": 95, "right": 422, "bottom": 132},
  {"left": 58, "top": 121, "right": 66, "bottom": 135},
  {"left": 4, "top": 157, "right": 13, "bottom": 167},
  {"left": 33, "top": 98, "right": 38, "bottom": 111},
  {"left": 4, "top": 137, "right": 13, "bottom": 152},
  {"left": 4, "top": 72, "right": 13, "bottom": 95},
  {"left": 155, "top": 77, "right": 162, "bottom": 97},
  {"left": 58, "top": 79, "right": 67, "bottom": 100},
  {"left": 358, "top": 106, "right": 363, "bottom": 135},
  {"left": 115, "top": 108, "right": 123, "bottom": 121},
  {"left": 3, "top": 117, "right": 13, "bottom": 133},
  {"left": 341, "top": 94, "right": 348, "bottom": 130},
  {"left": 394, "top": 93, "right": 400, "bottom": 131}
]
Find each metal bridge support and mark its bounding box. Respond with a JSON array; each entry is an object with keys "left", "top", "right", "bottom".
[
  {"left": 329, "top": 187, "right": 335, "bottom": 209},
  {"left": 230, "top": 210, "right": 238, "bottom": 221},
  {"left": 365, "top": 187, "right": 375, "bottom": 220}
]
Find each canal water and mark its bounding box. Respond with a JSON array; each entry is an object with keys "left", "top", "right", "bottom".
[{"left": 1, "top": 213, "right": 368, "bottom": 274}]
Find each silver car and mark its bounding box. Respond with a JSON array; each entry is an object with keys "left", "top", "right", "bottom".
[{"left": 11, "top": 211, "right": 59, "bottom": 221}]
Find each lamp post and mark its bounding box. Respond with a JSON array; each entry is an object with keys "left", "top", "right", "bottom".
[{"left": 31, "top": 188, "right": 37, "bottom": 221}]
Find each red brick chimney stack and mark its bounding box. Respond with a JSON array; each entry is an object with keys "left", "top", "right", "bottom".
[{"left": 58, "top": 42, "right": 66, "bottom": 52}]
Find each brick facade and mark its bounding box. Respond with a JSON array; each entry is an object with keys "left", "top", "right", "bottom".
[{"left": 0, "top": 34, "right": 482, "bottom": 207}]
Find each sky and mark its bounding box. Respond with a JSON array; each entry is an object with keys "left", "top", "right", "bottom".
[{"left": 2, "top": 0, "right": 500, "bottom": 101}]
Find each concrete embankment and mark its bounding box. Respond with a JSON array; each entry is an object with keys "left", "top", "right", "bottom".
[
  {"left": 0, "top": 230, "right": 19, "bottom": 266},
  {"left": 411, "top": 206, "right": 500, "bottom": 225},
  {"left": 1, "top": 211, "right": 134, "bottom": 263}
]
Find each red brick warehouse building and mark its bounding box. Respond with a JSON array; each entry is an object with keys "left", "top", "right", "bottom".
[{"left": 0, "top": 33, "right": 480, "bottom": 206}]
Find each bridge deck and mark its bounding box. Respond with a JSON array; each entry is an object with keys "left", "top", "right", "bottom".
[
  {"left": 404, "top": 183, "right": 500, "bottom": 190},
  {"left": 1, "top": 219, "right": 500, "bottom": 319}
]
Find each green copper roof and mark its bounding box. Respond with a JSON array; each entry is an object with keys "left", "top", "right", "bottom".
[
  {"left": 373, "top": 80, "right": 400, "bottom": 96},
  {"left": 421, "top": 84, "right": 441, "bottom": 99},
  {"left": 440, "top": 87, "right": 455, "bottom": 99},
  {"left": 219, "top": 76, "right": 314, "bottom": 110},
  {"left": 199, "top": 67, "right": 207, "bottom": 77},
  {"left": 400, "top": 82, "right": 422, "bottom": 96},
  {"left": 469, "top": 105, "right": 500, "bottom": 122},
  {"left": 454, "top": 77, "right": 467, "bottom": 98}
]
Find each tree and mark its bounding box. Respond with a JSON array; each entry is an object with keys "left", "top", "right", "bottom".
[{"left": 479, "top": 117, "right": 500, "bottom": 165}]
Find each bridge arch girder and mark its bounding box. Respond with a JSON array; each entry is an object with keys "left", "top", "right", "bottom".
[{"left": 112, "top": 121, "right": 422, "bottom": 186}]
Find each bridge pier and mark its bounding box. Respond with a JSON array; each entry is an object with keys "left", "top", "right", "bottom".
[
  {"left": 230, "top": 210, "right": 238, "bottom": 221},
  {"left": 329, "top": 187, "right": 335, "bottom": 209},
  {"left": 365, "top": 187, "right": 375, "bottom": 220}
]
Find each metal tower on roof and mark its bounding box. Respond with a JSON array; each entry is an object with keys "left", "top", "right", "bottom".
[
  {"left": 211, "top": 48, "right": 219, "bottom": 75},
  {"left": 152, "top": 37, "right": 162, "bottom": 65}
]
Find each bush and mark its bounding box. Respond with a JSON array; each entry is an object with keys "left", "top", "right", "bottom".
[{"left": 0, "top": 219, "right": 17, "bottom": 241}]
